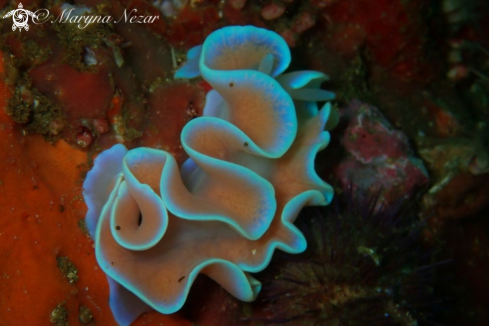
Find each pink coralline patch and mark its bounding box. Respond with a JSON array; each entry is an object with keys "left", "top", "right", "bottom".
[
  {"left": 342, "top": 106, "right": 409, "bottom": 163},
  {"left": 93, "top": 118, "right": 110, "bottom": 135},
  {"left": 228, "top": 0, "right": 247, "bottom": 10},
  {"left": 48, "top": 118, "right": 65, "bottom": 136},
  {"left": 274, "top": 10, "right": 317, "bottom": 48},
  {"left": 331, "top": 100, "right": 429, "bottom": 209},
  {"left": 261, "top": 3, "right": 286, "bottom": 20},
  {"left": 76, "top": 126, "right": 94, "bottom": 148},
  {"left": 292, "top": 12, "right": 316, "bottom": 34}
]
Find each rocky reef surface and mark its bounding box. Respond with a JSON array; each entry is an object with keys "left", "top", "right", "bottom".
[{"left": 0, "top": 0, "right": 488, "bottom": 325}]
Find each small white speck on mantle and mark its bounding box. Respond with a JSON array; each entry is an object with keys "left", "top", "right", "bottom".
[{"left": 252, "top": 249, "right": 256, "bottom": 255}]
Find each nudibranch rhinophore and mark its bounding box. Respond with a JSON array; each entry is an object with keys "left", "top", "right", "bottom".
[{"left": 83, "top": 25, "right": 336, "bottom": 326}]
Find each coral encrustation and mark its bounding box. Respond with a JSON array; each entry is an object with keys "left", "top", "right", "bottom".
[{"left": 83, "top": 25, "right": 335, "bottom": 325}]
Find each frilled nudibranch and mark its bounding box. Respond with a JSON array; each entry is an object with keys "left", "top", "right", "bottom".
[{"left": 83, "top": 25, "right": 336, "bottom": 325}]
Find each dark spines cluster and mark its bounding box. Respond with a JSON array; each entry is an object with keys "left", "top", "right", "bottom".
[{"left": 257, "top": 191, "right": 445, "bottom": 326}]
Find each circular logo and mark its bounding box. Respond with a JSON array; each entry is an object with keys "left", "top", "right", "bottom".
[{"left": 2, "top": 3, "right": 37, "bottom": 32}]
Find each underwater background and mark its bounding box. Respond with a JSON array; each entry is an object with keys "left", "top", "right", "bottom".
[{"left": 0, "top": 0, "right": 488, "bottom": 325}]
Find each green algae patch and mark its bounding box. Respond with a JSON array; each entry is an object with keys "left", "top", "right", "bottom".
[
  {"left": 52, "top": 8, "right": 114, "bottom": 72},
  {"left": 56, "top": 256, "right": 79, "bottom": 284},
  {"left": 7, "top": 77, "right": 65, "bottom": 139},
  {"left": 78, "top": 305, "right": 94, "bottom": 325},
  {"left": 0, "top": 30, "right": 51, "bottom": 69},
  {"left": 50, "top": 303, "right": 68, "bottom": 326},
  {"left": 123, "top": 126, "right": 143, "bottom": 141},
  {"left": 78, "top": 218, "right": 90, "bottom": 237}
]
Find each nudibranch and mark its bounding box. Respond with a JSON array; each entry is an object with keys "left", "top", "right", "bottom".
[{"left": 83, "top": 25, "right": 335, "bottom": 325}]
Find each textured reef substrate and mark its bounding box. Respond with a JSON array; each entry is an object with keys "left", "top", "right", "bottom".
[{"left": 1, "top": 0, "right": 489, "bottom": 325}]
